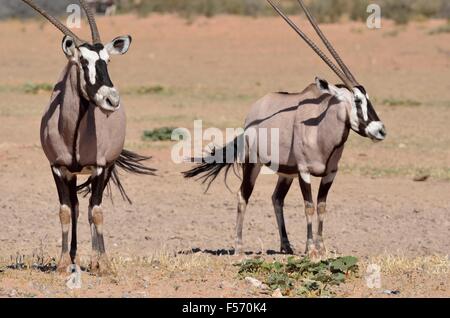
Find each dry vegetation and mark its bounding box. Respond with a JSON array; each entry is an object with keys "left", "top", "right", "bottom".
[
  {"left": 0, "top": 251, "right": 448, "bottom": 298},
  {"left": 0, "top": 12, "right": 449, "bottom": 297},
  {"left": 116, "top": 0, "right": 450, "bottom": 24}
]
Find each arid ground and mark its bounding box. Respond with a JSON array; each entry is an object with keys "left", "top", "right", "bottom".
[{"left": 0, "top": 14, "right": 449, "bottom": 298}]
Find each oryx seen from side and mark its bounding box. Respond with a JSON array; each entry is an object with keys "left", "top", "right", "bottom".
[
  {"left": 184, "top": 0, "right": 386, "bottom": 259},
  {"left": 21, "top": 0, "right": 155, "bottom": 274}
]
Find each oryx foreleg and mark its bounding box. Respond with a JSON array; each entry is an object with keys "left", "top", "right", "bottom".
[
  {"left": 298, "top": 172, "right": 318, "bottom": 259},
  {"left": 88, "top": 166, "right": 113, "bottom": 275},
  {"left": 52, "top": 167, "right": 77, "bottom": 272},
  {"left": 272, "top": 176, "right": 294, "bottom": 254},
  {"left": 316, "top": 171, "right": 336, "bottom": 256},
  {"left": 235, "top": 163, "right": 261, "bottom": 255}
]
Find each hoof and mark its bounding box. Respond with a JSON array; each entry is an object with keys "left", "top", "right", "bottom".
[
  {"left": 234, "top": 241, "right": 244, "bottom": 256},
  {"left": 315, "top": 239, "right": 327, "bottom": 258},
  {"left": 57, "top": 253, "right": 72, "bottom": 273},
  {"left": 305, "top": 240, "right": 320, "bottom": 262},
  {"left": 280, "top": 243, "right": 294, "bottom": 255},
  {"left": 90, "top": 254, "right": 113, "bottom": 276}
]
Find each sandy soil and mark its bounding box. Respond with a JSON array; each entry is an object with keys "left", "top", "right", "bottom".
[{"left": 0, "top": 14, "right": 449, "bottom": 298}]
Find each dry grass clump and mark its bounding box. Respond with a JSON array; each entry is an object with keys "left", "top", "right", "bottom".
[{"left": 368, "top": 253, "right": 449, "bottom": 275}]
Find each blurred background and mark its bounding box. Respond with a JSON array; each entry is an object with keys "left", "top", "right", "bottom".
[{"left": 2, "top": 0, "right": 450, "bottom": 24}]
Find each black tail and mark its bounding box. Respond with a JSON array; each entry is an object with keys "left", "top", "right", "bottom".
[
  {"left": 183, "top": 135, "right": 243, "bottom": 192},
  {"left": 77, "top": 149, "right": 157, "bottom": 204}
]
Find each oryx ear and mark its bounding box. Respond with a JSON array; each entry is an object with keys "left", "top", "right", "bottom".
[
  {"left": 315, "top": 77, "right": 330, "bottom": 92},
  {"left": 62, "top": 36, "right": 76, "bottom": 57},
  {"left": 315, "top": 77, "right": 344, "bottom": 101},
  {"left": 106, "top": 35, "right": 132, "bottom": 55}
]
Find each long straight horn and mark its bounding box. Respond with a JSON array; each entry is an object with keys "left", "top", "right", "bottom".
[
  {"left": 267, "top": 0, "right": 354, "bottom": 90},
  {"left": 21, "top": 0, "right": 84, "bottom": 46},
  {"left": 79, "top": 0, "right": 101, "bottom": 44},
  {"left": 297, "top": 0, "right": 358, "bottom": 85}
]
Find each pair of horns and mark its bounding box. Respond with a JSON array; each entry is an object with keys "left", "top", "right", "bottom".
[
  {"left": 267, "top": 0, "right": 358, "bottom": 89},
  {"left": 21, "top": 0, "right": 101, "bottom": 46}
]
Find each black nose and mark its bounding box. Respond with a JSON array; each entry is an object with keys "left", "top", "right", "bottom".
[{"left": 379, "top": 126, "right": 387, "bottom": 138}]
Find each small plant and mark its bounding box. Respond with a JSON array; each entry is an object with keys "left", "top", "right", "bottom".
[
  {"left": 23, "top": 83, "right": 53, "bottom": 95},
  {"left": 143, "top": 127, "right": 177, "bottom": 141},
  {"left": 382, "top": 98, "right": 421, "bottom": 107},
  {"left": 236, "top": 255, "right": 359, "bottom": 297},
  {"left": 135, "top": 85, "right": 165, "bottom": 95},
  {"left": 428, "top": 23, "right": 450, "bottom": 35}
]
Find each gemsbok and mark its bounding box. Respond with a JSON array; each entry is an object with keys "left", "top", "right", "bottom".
[
  {"left": 184, "top": 0, "right": 386, "bottom": 259},
  {"left": 21, "top": 0, "right": 155, "bottom": 274}
]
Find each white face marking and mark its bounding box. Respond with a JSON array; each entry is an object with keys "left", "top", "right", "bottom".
[
  {"left": 99, "top": 48, "right": 110, "bottom": 62},
  {"left": 353, "top": 88, "right": 368, "bottom": 121},
  {"left": 79, "top": 47, "right": 100, "bottom": 85},
  {"left": 365, "top": 121, "right": 385, "bottom": 141}
]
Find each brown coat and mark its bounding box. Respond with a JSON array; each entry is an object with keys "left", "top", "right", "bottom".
[{"left": 244, "top": 83, "right": 350, "bottom": 177}]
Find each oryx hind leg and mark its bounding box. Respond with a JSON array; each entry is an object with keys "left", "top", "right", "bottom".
[
  {"left": 272, "top": 176, "right": 294, "bottom": 254},
  {"left": 52, "top": 167, "right": 77, "bottom": 273},
  {"left": 88, "top": 166, "right": 114, "bottom": 275},
  {"left": 316, "top": 171, "right": 336, "bottom": 257},
  {"left": 235, "top": 163, "right": 261, "bottom": 255}
]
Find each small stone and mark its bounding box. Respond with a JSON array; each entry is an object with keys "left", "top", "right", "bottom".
[
  {"left": 413, "top": 174, "right": 430, "bottom": 182},
  {"left": 272, "top": 288, "right": 284, "bottom": 298},
  {"left": 245, "top": 277, "right": 268, "bottom": 290},
  {"left": 219, "top": 281, "right": 235, "bottom": 289},
  {"left": 382, "top": 289, "right": 400, "bottom": 295}
]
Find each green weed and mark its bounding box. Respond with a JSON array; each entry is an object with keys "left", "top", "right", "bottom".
[{"left": 235, "top": 256, "right": 359, "bottom": 297}]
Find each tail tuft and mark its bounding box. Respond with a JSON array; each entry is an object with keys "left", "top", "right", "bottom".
[
  {"left": 183, "top": 135, "right": 242, "bottom": 192},
  {"left": 77, "top": 149, "right": 156, "bottom": 204},
  {"left": 116, "top": 149, "right": 157, "bottom": 176}
]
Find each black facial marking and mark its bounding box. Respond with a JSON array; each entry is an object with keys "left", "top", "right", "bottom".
[
  {"left": 355, "top": 85, "right": 367, "bottom": 95},
  {"left": 366, "top": 99, "right": 380, "bottom": 122},
  {"left": 96, "top": 60, "right": 114, "bottom": 87},
  {"left": 79, "top": 43, "right": 115, "bottom": 100}
]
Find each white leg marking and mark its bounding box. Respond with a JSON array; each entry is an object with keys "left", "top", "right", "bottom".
[{"left": 300, "top": 172, "right": 311, "bottom": 184}]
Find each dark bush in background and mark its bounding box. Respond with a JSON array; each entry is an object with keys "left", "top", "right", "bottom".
[
  {"left": 0, "top": 0, "right": 73, "bottom": 19},
  {"left": 2, "top": 0, "right": 450, "bottom": 24}
]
